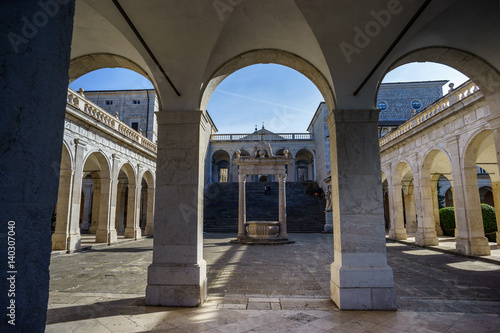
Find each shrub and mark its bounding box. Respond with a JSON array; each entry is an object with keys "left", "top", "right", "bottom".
[
  {"left": 439, "top": 207, "right": 455, "bottom": 232},
  {"left": 481, "top": 204, "right": 498, "bottom": 234}
]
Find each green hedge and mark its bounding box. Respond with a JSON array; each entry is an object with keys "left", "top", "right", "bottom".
[
  {"left": 439, "top": 204, "right": 498, "bottom": 236},
  {"left": 439, "top": 207, "right": 455, "bottom": 236},
  {"left": 481, "top": 204, "right": 497, "bottom": 234}
]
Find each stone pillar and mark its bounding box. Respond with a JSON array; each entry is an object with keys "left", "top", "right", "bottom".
[
  {"left": 125, "top": 184, "right": 141, "bottom": 239},
  {"left": 68, "top": 140, "right": 87, "bottom": 242},
  {"left": 291, "top": 159, "right": 296, "bottom": 181},
  {"left": 431, "top": 179, "right": 444, "bottom": 236},
  {"left": 144, "top": 188, "right": 155, "bottom": 236},
  {"left": 324, "top": 212, "right": 333, "bottom": 233},
  {"left": 278, "top": 173, "right": 288, "bottom": 238},
  {"left": 95, "top": 178, "right": 118, "bottom": 244},
  {"left": 326, "top": 109, "right": 396, "bottom": 310},
  {"left": 146, "top": 111, "right": 208, "bottom": 307},
  {"left": 89, "top": 179, "right": 101, "bottom": 234},
  {"left": 115, "top": 181, "right": 124, "bottom": 231},
  {"left": 415, "top": 174, "right": 439, "bottom": 246},
  {"left": 51, "top": 169, "right": 76, "bottom": 250},
  {"left": 81, "top": 180, "right": 93, "bottom": 232},
  {"left": 237, "top": 174, "right": 247, "bottom": 238},
  {"left": 404, "top": 186, "right": 417, "bottom": 233},
  {"left": 0, "top": 1, "right": 76, "bottom": 330},
  {"left": 449, "top": 139, "right": 490, "bottom": 255},
  {"left": 388, "top": 183, "right": 407, "bottom": 240}
]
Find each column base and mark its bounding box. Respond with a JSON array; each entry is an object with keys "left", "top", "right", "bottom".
[
  {"left": 388, "top": 228, "right": 407, "bottom": 240},
  {"left": 324, "top": 212, "right": 333, "bottom": 233},
  {"left": 124, "top": 227, "right": 142, "bottom": 240},
  {"left": 146, "top": 261, "right": 207, "bottom": 306},
  {"left": 406, "top": 221, "right": 417, "bottom": 233},
  {"left": 497, "top": 231, "right": 500, "bottom": 245},
  {"left": 330, "top": 262, "right": 397, "bottom": 310},
  {"left": 96, "top": 229, "right": 117, "bottom": 244},
  {"left": 456, "top": 236, "right": 491, "bottom": 256},
  {"left": 435, "top": 224, "right": 444, "bottom": 236},
  {"left": 415, "top": 228, "right": 438, "bottom": 246},
  {"left": 51, "top": 233, "right": 81, "bottom": 251},
  {"left": 144, "top": 225, "right": 154, "bottom": 236}
]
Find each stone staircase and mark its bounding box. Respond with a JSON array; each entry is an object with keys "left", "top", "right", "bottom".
[{"left": 204, "top": 182, "right": 325, "bottom": 233}]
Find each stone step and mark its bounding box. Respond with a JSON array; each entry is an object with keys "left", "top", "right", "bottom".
[{"left": 204, "top": 181, "right": 326, "bottom": 233}]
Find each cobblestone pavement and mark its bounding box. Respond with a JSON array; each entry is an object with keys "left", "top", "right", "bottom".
[{"left": 46, "top": 233, "right": 500, "bottom": 332}]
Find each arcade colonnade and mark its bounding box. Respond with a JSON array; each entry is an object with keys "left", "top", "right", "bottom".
[
  {"left": 51, "top": 88, "right": 157, "bottom": 252},
  {"left": 5, "top": 1, "right": 500, "bottom": 330},
  {"left": 381, "top": 81, "right": 500, "bottom": 256}
]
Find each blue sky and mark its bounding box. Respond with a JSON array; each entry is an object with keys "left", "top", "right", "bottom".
[{"left": 70, "top": 62, "right": 469, "bottom": 133}]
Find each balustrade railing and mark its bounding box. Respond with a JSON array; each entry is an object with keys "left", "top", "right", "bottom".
[
  {"left": 211, "top": 133, "right": 313, "bottom": 141},
  {"left": 66, "top": 88, "right": 157, "bottom": 153},
  {"left": 379, "top": 81, "right": 480, "bottom": 147}
]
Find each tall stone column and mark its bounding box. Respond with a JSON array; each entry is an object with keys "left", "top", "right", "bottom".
[
  {"left": 115, "top": 181, "right": 124, "bottom": 231},
  {"left": 431, "top": 179, "right": 444, "bottom": 236},
  {"left": 388, "top": 183, "right": 407, "bottom": 240},
  {"left": 449, "top": 139, "right": 490, "bottom": 255},
  {"left": 125, "top": 184, "right": 141, "bottom": 239},
  {"left": 144, "top": 188, "right": 155, "bottom": 236},
  {"left": 89, "top": 179, "right": 101, "bottom": 234},
  {"left": 95, "top": 178, "right": 118, "bottom": 244},
  {"left": 66, "top": 140, "right": 87, "bottom": 245},
  {"left": 404, "top": 186, "right": 417, "bottom": 233},
  {"left": 146, "top": 111, "right": 209, "bottom": 306},
  {"left": 278, "top": 173, "right": 288, "bottom": 238},
  {"left": 81, "top": 180, "right": 93, "bottom": 232},
  {"left": 415, "top": 174, "right": 439, "bottom": 246},
  {"left": 51, "top": 169, "right": 75, "bottom": 250},
  {"left": 326, "top": 109, "right": 396, "bottom": 310},
  {"left": 0, "top": 1, "right": 76, "bottom": 330},
  {"left": 237, "top": 174, "right": 247, "bottom": 239}
]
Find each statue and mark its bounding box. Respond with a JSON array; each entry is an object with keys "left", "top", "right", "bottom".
[
  {"left": 283, "top": 149, "right": 289, "bottom": 159},
  {"left": 252, "top": 140, "right": 274, "bottom": 158},
  {"left": 235, "top": 149, "right": 241, "bottom": 159},
  {"left": 325, "top": 185, "right": 332, "bottom": 212}
]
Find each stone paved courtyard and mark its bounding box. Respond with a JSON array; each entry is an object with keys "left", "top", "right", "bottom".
[{"left": 46, "top": 233, "right": 500, "bottom": 332}]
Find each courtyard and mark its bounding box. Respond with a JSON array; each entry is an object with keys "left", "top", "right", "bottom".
[{"left": 46, "top": 234, "right": 500, "bottom": 332}]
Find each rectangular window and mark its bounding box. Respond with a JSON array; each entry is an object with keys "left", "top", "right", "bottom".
[
  {"left": 105, "top": 100, "right": 113, "bottom": 105},
  {"left": 131, "top": 122, "right": 139, "bottom": 131},
  {"left": 133, "top": 100, "right": 140, "bottom": 104}
]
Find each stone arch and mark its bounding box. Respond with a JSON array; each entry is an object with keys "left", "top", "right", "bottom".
[
  {"left": 141, "top": 170, "right": 155, "bottom": 189},
  {"left": 61, "top": 140, "right": 74, "bottom": 171},
  {"left": 421, "top": 148, "right": 453, "bottom": 181},
  {"left": 463, "top": 129, "right": 499, "bottom": 182},
  {"left": 200, "top": 49, "right": 336, "bottom": 112},
  {"left": 295, "top": 148, "right": 315, "bottom": 181},
  {"left": 378, "top": 47, "right": 500, "bottom": 106},
  {"left": 69, "top": 53, "right": 162, "bottom": 109},
  {"left": 82, "top": 150, "right": 111, "bottom": 179},
  {"left": 118, "top": 162, "right": 137, "bottom": 186},
  {"left": 212, "top": 149, "right": 231, "bottom": 183}
]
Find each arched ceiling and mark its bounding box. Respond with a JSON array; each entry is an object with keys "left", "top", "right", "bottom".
[{"left": 71, "top": 0, "right": 500, "bottom": 111}]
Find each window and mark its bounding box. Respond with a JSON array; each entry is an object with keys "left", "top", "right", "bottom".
[
  {"left": 131, "top": 122, "right": 139, "bottom": 131},
  {"left": 411, "top": 100, "right": 422, "bottom": 110},
  {"left": 105, "top": 100, "right": 113, "bottom": 105},
  {"left": 377, "top": 101, "right": 388, "bottom": 111},
  {"left": 132, "top": 100, "right": 140, "bottom": 104}
]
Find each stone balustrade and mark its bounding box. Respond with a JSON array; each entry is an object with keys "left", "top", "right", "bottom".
[
  {"left": 212, "top": 133, "right": 313, "bottom": 141},
  {"left": 67, "top": 88, "right": 157, "bottom": 153},
  {"left": 379, "top": 81, "right": 480, "bottom": 147}
]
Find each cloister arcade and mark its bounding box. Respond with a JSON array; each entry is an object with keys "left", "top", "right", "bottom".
[
  {"left": 5, "top": 1, "right": 500, "bottom": 330},
  {"left": 51, "top": 88, "right": 157, "bottom": 252},
  {"left": 380, "top": 79, "right": 500, "bottom": 256}
]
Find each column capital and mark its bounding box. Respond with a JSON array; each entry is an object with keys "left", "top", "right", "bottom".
[
  {"left": 326, "top": 109, "right": 380, "bottom": 128},
  {"left": 156, "top": 110, "right": 203, "bottom": 125},
  {"left": 238, "top": 174, "right": 247, "bottom": 182},
  {"left": 278, "top": 173, "right": 287, "bottom": 181}
]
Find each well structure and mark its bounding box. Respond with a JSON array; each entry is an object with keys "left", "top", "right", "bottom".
[{"left": 231, "top": 141, "right": 294, "bottom": 245}]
